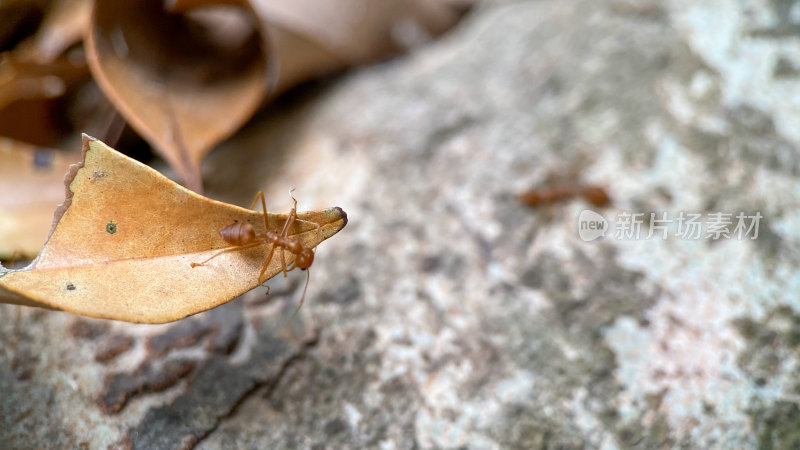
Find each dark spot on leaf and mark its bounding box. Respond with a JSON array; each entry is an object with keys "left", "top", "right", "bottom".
[{"left": 106, "top": 221, "right": 117, "bottom": 234}]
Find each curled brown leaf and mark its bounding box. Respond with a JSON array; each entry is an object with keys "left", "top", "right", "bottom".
[
  {"left": 85, "top": 0, "right": 270, "bottom": 193},
  {"left": 85, "top": 0, "right": 471, "bottom": 192}
]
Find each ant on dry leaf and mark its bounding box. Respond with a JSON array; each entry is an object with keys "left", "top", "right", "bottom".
[{"left": 191, "top": 190, "right": 320, "bottom": 324}]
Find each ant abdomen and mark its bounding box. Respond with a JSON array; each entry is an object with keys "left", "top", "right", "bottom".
[{"left": 219, "top": 222, "right": 255, "bottom": 246}]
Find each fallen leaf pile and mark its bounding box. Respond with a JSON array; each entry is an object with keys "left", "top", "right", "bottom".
[
  {"left": 0, "top": 2, "right": 470, "bottom": 440},
  {"left": 1, "top": 0, "right": 469, "bottom": 258},
  {"left": 0, "top": 0, "right": 468, "bottom": 320},
  {"left": 0, "top": 0, "right": 472, "bottom": 192},
  {"left": 0, "top": 136, "right": 347, "bottom": 322}
]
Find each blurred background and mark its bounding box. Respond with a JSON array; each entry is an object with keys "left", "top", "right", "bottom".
[{"left": 2, "top": 0, "right": 800, "bottom": 448}]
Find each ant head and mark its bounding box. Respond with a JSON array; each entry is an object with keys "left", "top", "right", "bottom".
[{"left": 296, "top": 248, "right": 314, "bottom": 270}]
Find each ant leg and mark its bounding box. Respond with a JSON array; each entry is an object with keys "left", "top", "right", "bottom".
[
  {"left": 191, "top": 242, "right": 261, "bottom": 268},
  {"left": 276, "top": 191, "right": 318, "bottom": 241},
  {"left": 258, "top": 244, "right": 278, "bottom": 283},
  {"left": 295, "top": 269, "right": 310, "bottom": 316},
  {"left": 277, "top": 269, "right": 311, "bottom": 335},
  {"left": 280, "top": 192, "right": 300, "bottom": 238},
  {"left": 293, "top": 217, "right": 321, "bottom": 232},
  {"left": 249, "top": 191, "right": 269, "bottom": 235},
  {"left": 255, "top": 246, "right": 297, "bottom": 283},
  {"left": 283, "top": 213, "right": 321, "bottom": 237},
  {"left": 248, "top": 191, "right": 264, "bottom": 210},
  {"left": 280, "top": 208, "right": 297, "bottom": 238},
  {"left": 284, "top": 192, "right": 320, "bottom": 235}
]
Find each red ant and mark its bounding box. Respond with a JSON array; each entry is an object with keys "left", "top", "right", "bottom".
[
  {"left": 518, "top": 185, "right": 610, "bottom": 208},
  {"left": 517, "top": 153, "right": 611, "bottom": 209},
  {"left": 191, "top": 191, "right": 320, "bottom": 321}
]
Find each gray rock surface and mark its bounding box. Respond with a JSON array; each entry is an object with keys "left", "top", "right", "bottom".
[{"left": 3, "top": 0, "right": 800, "bottom": 448}]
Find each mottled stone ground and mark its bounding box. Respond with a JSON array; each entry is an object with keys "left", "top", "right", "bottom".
[{"left": 3, "top": 0, "right": 800, "bottom": 448}]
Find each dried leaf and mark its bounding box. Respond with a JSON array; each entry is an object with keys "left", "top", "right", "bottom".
[
  {"left": 0, "top": 0, "right": 49, "bottom": 51},
  {"left": 0, "top": 135, "right": 347, "bottom": 323},
  {"left": 18, "top": 0, "right": 91, "bottom": 63},
  {"left": 0, "top": 0, "right": 92, "bottom": 143},
  {"left": 85, "top": 0, "right": 270, "bottom": 193},
  {"left": 0, "top": 138, "right": 79, "bottom": 259},
  {"left": 86, "top": 0, "right": 470, "bottom": 192},
  {"left": 0, "top": 55, "right": 89, "bottom": 145}
]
